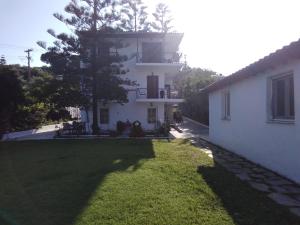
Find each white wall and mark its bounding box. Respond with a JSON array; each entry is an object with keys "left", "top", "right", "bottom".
[
  {"left": 81, "top": 35, "right": 180, "bottom": 131},
  {"left": 84, "top": 98, "right": 164, "bottom": 131},
  {"left": 96, "top": 91, "right": 165, "bottom": 131},
  {"left": 209, "top": 60, "right": 300, "bottom": 183}
]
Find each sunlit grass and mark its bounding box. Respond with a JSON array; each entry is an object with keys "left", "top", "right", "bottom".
[{"left": 0, "top": 140, "right": 298, "bottom": 225}]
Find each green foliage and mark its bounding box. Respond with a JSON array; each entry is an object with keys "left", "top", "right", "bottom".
[
  {"left": 47, "top": 108, "right": 72, "bottom": 121},
  {"left": 0, "top": 66, "right": 24, "bottom": 135},
  {"left": 0, "top": 55, "right": 6, "bottom": 65},
  {"left": 174, "top": 67, "right": 222, "bottom": 125},
  {"left": 151, "top": 3, "right": 173, "bottom": 33},
  {"left": 39, "top": 0, "right": 138, "bottom": 134},
  {"left": 0, "top": 65, "right": 76, "bottom": 134},
  {"left": 11, "top": 103, "right": 49, "bottom": 131},
  {"left": 120, "top": 0, "right": 150, "bottom": 32}
]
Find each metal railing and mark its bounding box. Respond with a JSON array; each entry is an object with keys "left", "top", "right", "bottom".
[
  {"left": 136, "top": 52, "right": 182, "bottom": 64},
  {"left": 136, "top": 88, "right": 182, "bottom": 99}
]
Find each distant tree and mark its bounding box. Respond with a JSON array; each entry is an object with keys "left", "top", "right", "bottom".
[
  {"left": 151, "top": 3, "right": 173, "bottom": 33},
  {"left": 120, "top": 0, "right": 150, "bottom": 32},
  {"left": 0, "top": 55, "right": 6, "bottom": 65},
  {"left": 174, "top": 67, "right": 223, "bottom": 125},
  {"left": 38, "top": 0, "right": 135, "bottom": 134},
  {"left": 0, "top": 66, "right": 24, "bottom": 136}
]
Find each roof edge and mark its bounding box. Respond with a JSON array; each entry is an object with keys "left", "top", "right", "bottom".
[{"left": 203, "top": 38, "right": 300, "bottom": 93}]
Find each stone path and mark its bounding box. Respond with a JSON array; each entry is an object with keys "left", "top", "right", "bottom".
[
  {"left": 170, "top": 116, "right": 209, "bottom": 141},
  {"left": 173, "top": 117, "right": 300, "bottom": 217}
]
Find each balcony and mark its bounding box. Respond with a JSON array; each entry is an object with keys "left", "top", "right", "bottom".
[
  {"left": 136, "top": 88, "right": 184, "bottom": 103},
  {"left": 135, "top": 51, "right": 184, "bottom": 72}
]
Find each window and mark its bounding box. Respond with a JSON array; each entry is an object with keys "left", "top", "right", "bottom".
[
  {"left": 222, "top": 90, "right": 231, "bottom": 120},
  {"left": 148, "top": 108, "right": 157, "bottom": 124},
  {"left": 270, "top": 74, "right": 294, "bottom": 120},
  {"left": 142, "top": 42, "right": 163, "bottom": 63},
  {"left": 100, "top": 108, "right": 109, "bottom": 124},
  {"left": 98, "top": 45, "right": 110, "bottom": 57}
]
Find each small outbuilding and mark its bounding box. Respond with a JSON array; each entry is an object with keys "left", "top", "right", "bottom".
[{"left": 204, "top": 39, "right": 300, "bottom": 183}]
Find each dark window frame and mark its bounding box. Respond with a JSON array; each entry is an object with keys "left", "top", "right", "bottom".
[
  {"left": 148, "top": 108, "right": 157, "bottom": 124},
  {"left": 100, "top": 108, "right": 109, "bottom": 124},
  {"left": 222, "top": 90, "right": 231, "bottom": 120},
  {"left": 270, "top": 74, "right": 295, "bottom": 120}
]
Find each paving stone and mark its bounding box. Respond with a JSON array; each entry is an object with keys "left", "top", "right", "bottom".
[
  {"left": 289, "top": 207, "right": 300, "bottom": 217},
  {"left": 190, "top": 135, "right": 300, "bottom": 214},
  {"left": 251, "top": 178, "right": 267, "bottom": 184},
  {"left": 227, "top": 167, "right": 245, "bottom": 174},
  {"left": 228, "top": 157, "right": 243, "bottom": 162},
  {"left": 282, "top": 185, "right": 300, "bottom": 194},
  {"left": 295, "top": 195, "right": 300, "bottom": 202},
  {"left": 242, "top": 162, "right": 252, "bottom": 170},
  {"left": 238, "top": 167, "right": 253, "bottom": 174},
  {"left": 265, "top": 178, "right": 293, "bottom": 186},
  {"left": 249, "top": 182, "right": 271, "bottom": 192},
  {"left": 251, "top": 167, "right": 267, "bottom": 174},
  {"left": 271, "top": 186, "right": 291, "bottom": 194},
  {"left": 261, "top": 172, "right": 277, "bottom": 178},
  {"left": 213, "top": 157, "right": 226, "bottom": 164},
  {"left": 249, "top": 173, "right": 266, "bottom": 179},
  {"left": 235, "top": 173, "right": 251, "bottom": 181},
  {"left": 268, "top": 193, "right": 300, "bottom": 207}
]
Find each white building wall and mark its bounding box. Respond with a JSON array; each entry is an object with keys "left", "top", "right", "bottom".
[
  {"left": 209, "top": 60, "right": 300, "bottom": 183},
  {"left": 100, "top": 91, "right": 165, "bottom": 131},
  {"left": 82, "top": 35, "right": 182, "bottom": 132}
]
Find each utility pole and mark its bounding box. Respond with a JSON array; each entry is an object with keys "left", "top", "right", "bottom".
[{"left": 24, "top": 48, "right": 33, "bottom": 79}]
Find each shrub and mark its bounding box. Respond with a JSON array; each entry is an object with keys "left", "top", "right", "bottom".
[
  {"left": 129, "top": 120, "right": 144, "bottom": 137},
  {"left": 116, "top": 121, "right": 126, "bottom": 134},
  {"left": 109, "top": 130, "right": 118, "bottom": 137},
  {"left": 47, "top": 108, "right": 71, "bottom": 122},
  {"left": 11, "top": 103, "right": 49, "bottom": 131},
  {"left": 157, "top": 122, "right": 170, "bottom": 137}
]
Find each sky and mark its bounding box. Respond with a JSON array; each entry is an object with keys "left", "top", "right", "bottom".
[{"left": 1, "top": 0, "right": 300, "bottom": 75}]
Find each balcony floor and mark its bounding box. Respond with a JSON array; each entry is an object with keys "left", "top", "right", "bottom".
[{"left": 136, "top": 98, "right": 184, "bottom": 103}]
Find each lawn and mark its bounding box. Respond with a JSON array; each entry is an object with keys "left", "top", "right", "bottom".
[{"left": 0, "top": 139, "right": 298, "bottom": 225}]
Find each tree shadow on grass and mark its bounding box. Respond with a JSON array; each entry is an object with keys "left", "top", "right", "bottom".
[
  {"left": 197, "top": 164, "right": 300, "bottom": 225},
  {"left": 0, "top": 139, "right": 155, "bottom": 225}
]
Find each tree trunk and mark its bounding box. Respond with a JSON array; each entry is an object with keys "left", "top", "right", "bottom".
[{"left": 91, "top": 0, "right": 100, "bottom": 134}]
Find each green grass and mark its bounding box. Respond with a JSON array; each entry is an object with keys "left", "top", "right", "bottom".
[{"left": 0, "top": 139, "right": 298, "bottom": 225}]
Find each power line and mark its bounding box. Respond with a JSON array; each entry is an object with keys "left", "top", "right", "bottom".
[{"left": 0, "top": 43, "right": 45, "bottom": 52}]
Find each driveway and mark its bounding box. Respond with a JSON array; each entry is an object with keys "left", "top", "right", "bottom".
[
  {"left": 170, "top": 117, "right": 209, "bottom": 141},
  {"left": 2, "top": 124, "right": 62, "bottom": 141}
]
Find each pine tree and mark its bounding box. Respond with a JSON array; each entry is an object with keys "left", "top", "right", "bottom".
[
  {"left": 151, "top": 3, "right": 173, "bottom": 33},
  {"left": 0, "top": 55, "right": 6, "bottom": 65},
  {"left": 38, "top": 0, "right": 135, "bottom": 134},
  {"left": 120, "top": 0, "right": 150, "bottom": 32}
]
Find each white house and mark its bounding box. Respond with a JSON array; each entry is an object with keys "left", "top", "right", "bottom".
[
  {"left": 204, "top": 39, "right": 300, "bottom": 184},
  {"left": 81, "top": 32, "right": 184, "bottom": 132}
]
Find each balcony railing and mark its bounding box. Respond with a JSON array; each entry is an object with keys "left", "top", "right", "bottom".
[
  {"left": 136, "top": 52, "right": 182, "bottom": 64},
  {"left": 136, "top": 88, "right": 182, "bottom": 100}
]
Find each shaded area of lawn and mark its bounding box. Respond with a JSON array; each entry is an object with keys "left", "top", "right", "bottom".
[
  {"left": 198, "top": 164, "right": 299, "bottom": 225},
  {"left": 0, "top": 140, "right": 154, "bottom": 225},
  {"left": 0, "top": 139, "right": 299, "bottom": 225}
]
